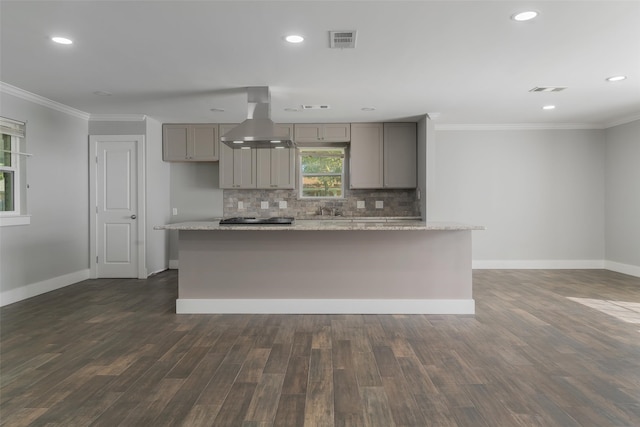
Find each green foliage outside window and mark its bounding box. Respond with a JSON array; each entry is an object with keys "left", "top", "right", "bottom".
[{"left": 300, "top": 149, "right": 344, "bottom": 198}]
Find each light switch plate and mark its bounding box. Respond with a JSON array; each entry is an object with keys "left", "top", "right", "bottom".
[
  {"left": 261, "top": 201, "right": 269, "bottom": 209},
  {"left": 172, "top": 208, "right": 178, "bottom": 216},
  {"left": 238, "top": 201, "right": 244, "bottom": 210},
  {"left": 375, "top": 200, "right": 384, "bottom": 209},
  {"left": 279, "top": 201, "right": 287, "bottom": 209},
  {"left": 357, "top": 200, "right": 365, "bottom": 209}
]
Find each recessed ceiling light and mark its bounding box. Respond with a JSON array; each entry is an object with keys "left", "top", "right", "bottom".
[
  {"left": 233, "top": 141, "right": 244, "bottom": 144},
  {"left": 542, "top": 105, "right": 556, "bottom": 110},
  {"left": 361, "top": 107, "right": 376, "bottom": 111},
  {"left": 51, "top": 36, "right": 73, "bottom": 45},
  {"left": 270, "top": 140, "right": 282, "bottom": 144},
  {"left": 274, "top": 146, "right": 285, "bottom": 150},
  {"left": 606, "top": 75, "right": 627, "bottom": 82},
  {"left": 284, "top": 108, "right": 300, "bottom": 112},
  {"left": 240, "top": 146, "right": 251, "bottom": 150},
  {"left": 93, "top": 90, "right": 112, "bottom": 96},
  {"left": 210, "top": 108, "right": 225, "bottom": 112},
  {"left": 512, "top": 11, "right": 538, "bottom": 21},
  {"left": 285, "top": 35, "right": 304, "bottom": 43}
]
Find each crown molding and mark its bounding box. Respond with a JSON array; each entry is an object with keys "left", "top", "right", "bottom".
[
  {"left": 90, "top": 114, "right": 146, "bottom": 122},
  {"left": 0, "top": 82, "right": 90, "bottom": 120},
  {"left": 434, "top": 123, "right": 603, "bottom": 131},
  {"left": 603, "top": 113, "right": 640, "bottom": 129}
]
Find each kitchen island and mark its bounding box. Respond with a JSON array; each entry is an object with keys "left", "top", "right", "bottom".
[{"left": 156, "top": 220, "right": 483, "bottom": 314}]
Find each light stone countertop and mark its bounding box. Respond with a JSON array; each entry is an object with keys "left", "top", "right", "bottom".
[{"left": 155, "top": 219, "right": 484, "bottom": 231}]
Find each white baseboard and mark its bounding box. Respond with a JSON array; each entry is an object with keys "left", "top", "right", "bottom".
[
  {"left": 176, "top": 298, "right": 475, "bottom": 315},
  {"left": 0, "top": 269, "right": 90, "bottom": 307},
  {"left": 169, "top": 259, "right": 179, "bottom": 269},
  {"left": 472, "top": 259, "right": 605, "bottom": 269},
  {"left": 604, "top": 261, "right": 640, "bottom": 278}
]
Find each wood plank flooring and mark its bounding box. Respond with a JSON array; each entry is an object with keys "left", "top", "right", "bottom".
[{"left": 1, "top": 269, "right": 639, "bottom": 426}]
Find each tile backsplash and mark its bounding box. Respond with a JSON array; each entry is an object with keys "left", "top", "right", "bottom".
[{"left": 223, "top": 189, "right": 420, "bottom": 218}]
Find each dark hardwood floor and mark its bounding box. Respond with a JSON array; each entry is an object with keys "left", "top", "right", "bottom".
[{"left": 1, "top": 269, "right": 639, "bottom": 426}]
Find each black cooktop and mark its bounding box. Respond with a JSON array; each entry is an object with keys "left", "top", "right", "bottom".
[{"left": 219, "top": 216, "right": 295, "bottom": 225}]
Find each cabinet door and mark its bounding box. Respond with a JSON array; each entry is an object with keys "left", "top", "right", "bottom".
[
  {"left": 270, "top": 125, "right": 294, "bottom": 189},
  {"left": 350, "top": 123, "right": 383, "bottom": 189},
  {"left": 256, "top": 149, "right": 272, "bottom": 188},
  {"left": 294, "top": 124, "right": 351, "bottom": 143},
  {"left": 219, "top": 143, "right": 235, "bottom": 188},
  {"left": 256, "top": 148, "right": 295, "bottom": 189},
  {"left": 294, "top": 124, "right": 323, "bottom": 142},
  {"left": 322, "top": 124, "right": 351, "bottom": 142},
  {"left": 191, "top": 124, "right": 218, "bottom": 161},
  {"left": 163, "top": 124, "right": 189, "bottom": 161},
  {"left": 234, "top": 148, "right": 256, "bottom": 188},
  {"left": 383, "top": 123, "right": 416, "bottom": 188}
]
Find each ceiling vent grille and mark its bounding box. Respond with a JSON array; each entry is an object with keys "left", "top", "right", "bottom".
[
  {"left": 529, "top": 86, "right": 567, "bottom": 92},
  {"left": 329, "top": 31, "right": 357, "bottom": 48},
  {"left": 302, "top": 105, "right": 331, "bottom": 110}
]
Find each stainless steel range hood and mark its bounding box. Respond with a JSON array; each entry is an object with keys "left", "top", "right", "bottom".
[{"left": 220, "top": 87, "right": 294, "bottom": 149}]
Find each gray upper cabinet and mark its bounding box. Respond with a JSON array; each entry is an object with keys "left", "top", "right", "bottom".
[
  {"left": 383, "top": 123, "right": 416, "bottom": 188},
  {"left": 163, "top": 124, "right": 218, "bottom": 161},
  {"left": 294, "top": 123, "right": 351, "bottom": 143},
  {"left": 257, "top": 148, "right": 295, "bottom": 189},
  {"left": 219, "top": 124, "right": 256, "bottom": 188},
  {"left": 219, "top": 124, "right": 294, "bottom": 189},
  {"left": 350, "top": 123, "right": 384, "bottom": 189},
  {"left": 349, "top": 122, "right": 416, "bottom": 189}
]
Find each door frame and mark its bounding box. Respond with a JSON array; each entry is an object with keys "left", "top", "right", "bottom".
[{"left": 89, "top": 135, "right": 147, "bottom": 279}]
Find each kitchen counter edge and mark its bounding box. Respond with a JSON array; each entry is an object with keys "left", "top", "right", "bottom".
[{"left": 154, "top": 220, "right": 485, "bottom": 231}]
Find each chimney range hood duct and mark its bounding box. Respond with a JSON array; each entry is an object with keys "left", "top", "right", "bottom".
[{"left": 220, "top": 86, "right": 294, "bottom": 149}]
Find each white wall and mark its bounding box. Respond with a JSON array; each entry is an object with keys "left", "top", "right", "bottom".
[
  {"left": 145, "top": 117, "right": 171, "bottom": 274},
  {"left": 605, "top": 119, "right": 640, "bottom": 275},
  {"left": 168, "top": 162, "right": 223, "bottom": 262},
  {"left": 0, "top": 92, "right": 90, "bottom": 303},
  {"left": 432, "top": 128, "right": 606, "bottom": 267}
]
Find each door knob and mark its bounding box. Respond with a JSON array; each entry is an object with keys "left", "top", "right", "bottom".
[{"left": 131, "top": 215, "right": 137, "bottom": 219}]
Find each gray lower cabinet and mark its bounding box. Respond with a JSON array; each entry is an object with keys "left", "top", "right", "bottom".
[
  {"left": 219, "top": 124, "right": 256, "bottom": 188},
  {"left": 349, "top": 122, "right": 416, "bottom": 189},
  {"left": 163, "top": 124, "right": 218, "bottom": 161}
]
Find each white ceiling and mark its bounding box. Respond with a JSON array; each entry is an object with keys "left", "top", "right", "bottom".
[{"left": 1, "top": 0, "right": 639, "bottom": 127}]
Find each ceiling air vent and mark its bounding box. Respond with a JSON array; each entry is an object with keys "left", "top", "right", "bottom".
[
  {"left": 302, "top": 105, "right": 331, "bottom": 110},
  {"left": 529, "top": 86, "right": 567, "bottom": 92},
  {"left": 329, "top": 31, "right": 357, "bottom": 48}
]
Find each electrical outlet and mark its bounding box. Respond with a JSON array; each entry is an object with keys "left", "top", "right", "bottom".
[
  {"left": 172, "top": 208, "right": 178, "bottom": 216},
  {"left": 261, "top": 201, "right": 269, "bottom": 209},
  {"left": 279, "top": 201, "right": 287, "bottom": 209},
  {"left": 375, "top": 200, "right": 384, "bottom": 209},
  {"left": 357, "top": 200, "right": 365, "bottom": 209},
  {"left": 238, "top": 201, "right": 244, "bottom": 210}
]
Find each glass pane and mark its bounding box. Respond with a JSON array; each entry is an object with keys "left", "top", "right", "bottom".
[
  {"left": 302, "top": 175, "right": 343, "bottom": 198},
  {"left": 0, "top": 171, "right": 14, "bottom": 211},
  {"left": 0, "top": 134, "right": 11, "bottom": 167},
  {"left": 301, "top": 152, "right": 343, "bottom": 174}
]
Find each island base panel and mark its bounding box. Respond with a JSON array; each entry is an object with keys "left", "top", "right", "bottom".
[{"left": 177, "top": 230, "right": 474, "bottom": 314}]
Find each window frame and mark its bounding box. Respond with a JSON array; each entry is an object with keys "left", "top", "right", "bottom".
[
  {"left": 298, "top": 147, "right": 346, "bottom": 199},
  {"left": 0, "top": 117, "right": 30, "bottom": 226}
]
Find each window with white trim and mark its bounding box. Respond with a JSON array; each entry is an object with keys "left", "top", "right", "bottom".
[
  {"left": 0, "top": 117, "right": 28, "bottom": 225},
  {"left": 299, "top": 148, "right": 345, "bottom": 198}
]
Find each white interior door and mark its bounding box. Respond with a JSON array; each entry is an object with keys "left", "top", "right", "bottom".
[{"left": 90, "top": 135, "right": 145, "bottom": 279}]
